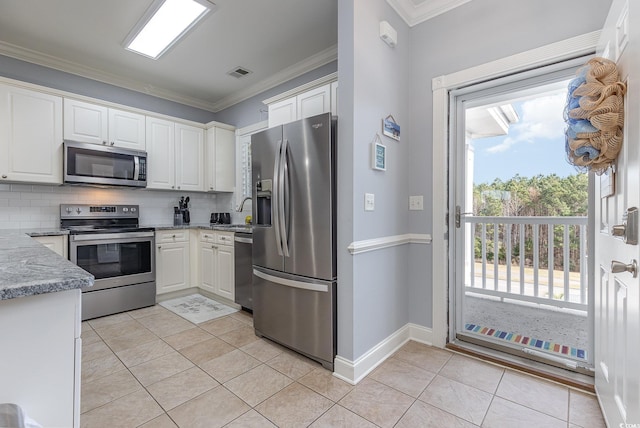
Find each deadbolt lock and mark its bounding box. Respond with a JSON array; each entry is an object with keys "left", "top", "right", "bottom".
[{"left": 612, "top": 207, "right": 638, "bottom": 245}]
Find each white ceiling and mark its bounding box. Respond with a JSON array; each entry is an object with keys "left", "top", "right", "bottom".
[{"left": 0, "top": 0, "right": 469, "bottom": 113}]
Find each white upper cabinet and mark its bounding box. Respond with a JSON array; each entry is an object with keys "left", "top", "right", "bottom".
[
  {"left": 108, "top": 108, "right": 146, "bottom": 150},
  {"left": 64, "top": 99, "right": 145, "bottom": 150},
  {"left": 0, "top": 84, "right": 63, "bottom": 184},
  {"left": 297, "top": 84, "right": 331, "bottom": 120},
  {"left": 146, "top": 117, "right": 176, "bottom": 190},
  {"left": 175, "top": 123, "right": 204, "bottom": 192},
  {"left": 265, "top": 74, "right": 337, "bottom": 127},
  {"left": 147, "top": 119, "right": 205, "bottom": 191},
  {"left": 330, "top": 81, "right": 338, "bottom": 116},
  {"left": 268, "top": 98, "right": 297, "bottom": 128},
  {"left": 205, "top": 126, "right": 235, "bottom": 192}
]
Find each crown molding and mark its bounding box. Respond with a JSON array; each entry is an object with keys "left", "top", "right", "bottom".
[
  {"left": 0, "top": 40, "right": 337, "bottom": 113},
  {"left": 210, "top": 44, "right": 338, "bottom": 112},
  {"left": 386, "top": 0, "right": 472, "bottom": 27}
]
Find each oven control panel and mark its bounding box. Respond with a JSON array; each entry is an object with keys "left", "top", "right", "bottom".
[{"left": 60, "top": 204, "right": 139, "bottom": 219}]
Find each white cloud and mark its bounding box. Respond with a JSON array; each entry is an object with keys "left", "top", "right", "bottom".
[
  {"left": 486, "top": 136, "right": 516, "bottom": 153},
  {"left": 484, "top": 92, "right": 566, "bottom": 154}
]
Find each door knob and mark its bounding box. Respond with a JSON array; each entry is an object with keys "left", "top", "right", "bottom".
[{"left": 611, "top": 260, "right": 638, "bottom": 278}]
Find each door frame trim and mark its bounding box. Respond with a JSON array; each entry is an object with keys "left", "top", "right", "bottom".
[{"left": 430, "top": 30, "right": 601, "bottom": 348}]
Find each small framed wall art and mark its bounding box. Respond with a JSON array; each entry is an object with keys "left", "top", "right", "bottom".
[
  {"left": 382, "top": 115, "right": 400, "bottom": 141},
  {"left": 371, "top": 135, "right": 386, "bottom": 171}
]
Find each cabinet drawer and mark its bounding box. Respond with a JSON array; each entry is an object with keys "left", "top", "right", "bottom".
[
  {"left": 217, "top": 232, "right": 234, "bottom": 245},
  {"left": 199, "top": 230, "right": 216, "bottom": 243},
  {"left": 156, "top": 230, "right": 188, "bottom": 243}
]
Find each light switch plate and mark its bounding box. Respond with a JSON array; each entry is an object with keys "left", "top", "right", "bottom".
[
  {"left": 409, "top": 195, "right": 424, "bottom": 210},
  {"left": 365, "top": 193, "right": 375, "bottom": 211}
]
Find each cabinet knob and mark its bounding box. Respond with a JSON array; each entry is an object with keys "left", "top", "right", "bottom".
[
  {"left": 171, "top": 186, "right": 175, "bottom": 189},
  {"left": 102, "top": 141, "right": 107, "bottom": 145},
  {"left": 1, "top": 175, "right": 7, "bottom": 179},
  {"left": 158, "top": 245, "right": 162, "bottom": 249},
  {"left": 172, "top": 234, "right": 176, "bottom": 238},
  {"left": 178, "top": 186, "right": 181, "bottom": 190},
  {"left": 110, "top": 142, "right": 115, "bottom": 146}
]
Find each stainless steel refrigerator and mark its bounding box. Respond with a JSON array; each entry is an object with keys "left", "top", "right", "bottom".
[{"left": 251, "top": 112, "right": 336, "bottom": 370}]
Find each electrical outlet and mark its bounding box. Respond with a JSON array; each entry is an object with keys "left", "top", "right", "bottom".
[
  {"left": 409, "top": 195, "right": 424, "bottom": 211},
  {"left": 365, "top": 193, "right": 375, "bottom": 211}
]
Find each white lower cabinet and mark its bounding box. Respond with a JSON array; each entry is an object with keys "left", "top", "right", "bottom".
[
  {"left": 156, "top": 231, "right": 190, "bottom": 295},
  {"left": 198, "top": 231, "right": 235, "bottom": 301},
  {"left": 0, "top": 289, "right": 81, "bottom": 428}
]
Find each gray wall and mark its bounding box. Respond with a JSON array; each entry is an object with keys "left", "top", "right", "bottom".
[
  {"left": 0, "top": 55, "right": 217, "bottom": 123},
  {"left": 214, "top": 61, "right": 337, "bottom": 128},
  {"left": 338, "top": 0, "right": 412, "bottom": 360},
  {"left": 406, "top": 0, "right": 611, "bottom": 328}
]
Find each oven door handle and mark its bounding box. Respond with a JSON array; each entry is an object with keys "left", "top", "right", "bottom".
[{"left": 71, "top": 231, "right": 155, "bottom": 241}]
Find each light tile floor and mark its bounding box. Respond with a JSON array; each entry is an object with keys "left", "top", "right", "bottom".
[{"left": 80, "top": 305, "right": 606, "bottom": 428}]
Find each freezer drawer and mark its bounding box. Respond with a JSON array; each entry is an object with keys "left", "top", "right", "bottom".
[{"left": 253, "top": 267, "right": 336, "bottom": 370}]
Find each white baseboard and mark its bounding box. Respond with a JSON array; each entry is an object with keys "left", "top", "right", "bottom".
[{"left": 333, "top": 323, "right": 433, "bottom": 384}]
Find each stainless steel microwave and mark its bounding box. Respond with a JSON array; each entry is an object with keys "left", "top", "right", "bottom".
[{"left": 64, "top": 140, "right": 147, "bottom": 188}]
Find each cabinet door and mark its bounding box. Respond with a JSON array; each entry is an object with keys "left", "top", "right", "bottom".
[
  {"left": 206, "top": 127, "right": 235, "bottom": 192},
  {"left": 268, "top": 97, "right": 297, "bottom": 127},
  {"left": 199, "top": 242, "right": 217, "bottom": 294},
  {"left": 175, "top": 124, "right": 204, "bottom": 191},
  {"left": 330, "top": 81, "right": 338, "bottom": 116},
  {"left": 156, "top": 242, "right": 190, "bottom": 294},
  {"left": 63, "top": 99, "right": 108, "bottom": 145},
  {"left": 297, "top": 84, "right": 331, "bottom": 120},
  {"left": 146, "top": 117, "right": 176, "bottom": 190},
  {"left": 216, "top": 245, "right": 235, "bottom": 301},
  {"left": 108, "top": 108, "right": 146, "bottom": 150},
  {"left": 0, "top": 85, "right": 63, "bottom": 184}
]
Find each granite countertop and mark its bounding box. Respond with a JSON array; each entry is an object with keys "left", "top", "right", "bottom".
[
  {"left": 150, "top": 224, "right": 253, "bottom": 234},
  {"left": 0, "top": 231, "right": 94, "bottom": 301},
  {"left": 20, "top": 228, "right": 69, "bottom": 237}
]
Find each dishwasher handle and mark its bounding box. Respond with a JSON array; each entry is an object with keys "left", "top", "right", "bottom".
[{"left": 234, "top": 236, "right": 253, "bottom": 244}]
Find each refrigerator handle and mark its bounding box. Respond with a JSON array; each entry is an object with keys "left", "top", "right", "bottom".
[
  {"left": 273, "top": 139, "right": 284, "bottom": 256},
  {"left": 280, "top": 139, "right": 290, "bottom": 257}
]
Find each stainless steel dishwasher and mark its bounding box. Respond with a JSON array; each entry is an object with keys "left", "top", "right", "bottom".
[{"left": 234, "top": 232, "right": 253, "bottom": 310}]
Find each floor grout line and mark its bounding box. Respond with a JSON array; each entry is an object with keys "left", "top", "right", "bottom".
[{"left": 80, "top": 305, "right": 605, "bottom": 428}]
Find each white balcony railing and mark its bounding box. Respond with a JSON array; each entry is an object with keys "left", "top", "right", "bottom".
[{"left": 464, "top": 216, "right": 588, "bottom": 311}]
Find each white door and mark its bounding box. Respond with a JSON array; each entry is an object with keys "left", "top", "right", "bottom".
[
  {"left": 594, "top": 0, "right": 640, "bottom": 424},
  {"left": 297, "top": 84, "right": 331, "bottom": 120},
  {"left": 0, "top": 85, "right": 63, "bottom": 184},
  {"left": 146, "top": 117, "right": 176, "bottom": 190},
  {"left": 216, "top": 245, "right": 235, "bottom": 300},
  {"left": 63, "top": 98, "right": 108, "bottom": 145},
  {"left": 175, "top": 123, "right": 204, "bottom": 192},
  {"left": 108, "top": 108, "right": 146, "bottom": 150}
]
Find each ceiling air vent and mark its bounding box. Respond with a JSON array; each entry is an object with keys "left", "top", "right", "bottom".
[{"left": 227, "top": 67, "right": 253, "bottom": 79}]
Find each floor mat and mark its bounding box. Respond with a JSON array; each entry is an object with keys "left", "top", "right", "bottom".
[
  {"left": 159, "top": 294, "right": 238, "bottom": 324},
  {"left": 464, "top": 323, "right": 588, "bottom": 361}
]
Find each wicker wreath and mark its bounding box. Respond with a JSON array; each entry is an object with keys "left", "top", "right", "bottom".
[{"left": 564, "top": 57, "right": 626, "bottom": 174}]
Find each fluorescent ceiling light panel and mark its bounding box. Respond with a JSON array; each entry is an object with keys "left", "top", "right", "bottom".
[{"left": 125, "top": 0, "right": 214, "bottom": 59}]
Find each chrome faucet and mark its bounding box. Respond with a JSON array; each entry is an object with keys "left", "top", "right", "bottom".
[{"left": 237, "top": 197, "right": 252, "bottom": 212}]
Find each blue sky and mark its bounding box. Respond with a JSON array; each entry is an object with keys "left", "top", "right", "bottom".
[{"left": 471, "top": 91, "right": 583, "bottom": 184}]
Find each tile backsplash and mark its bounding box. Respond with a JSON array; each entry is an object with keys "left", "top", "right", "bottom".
[{"left": 0, "top": 183, "right": 240, "bottom": 229}]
